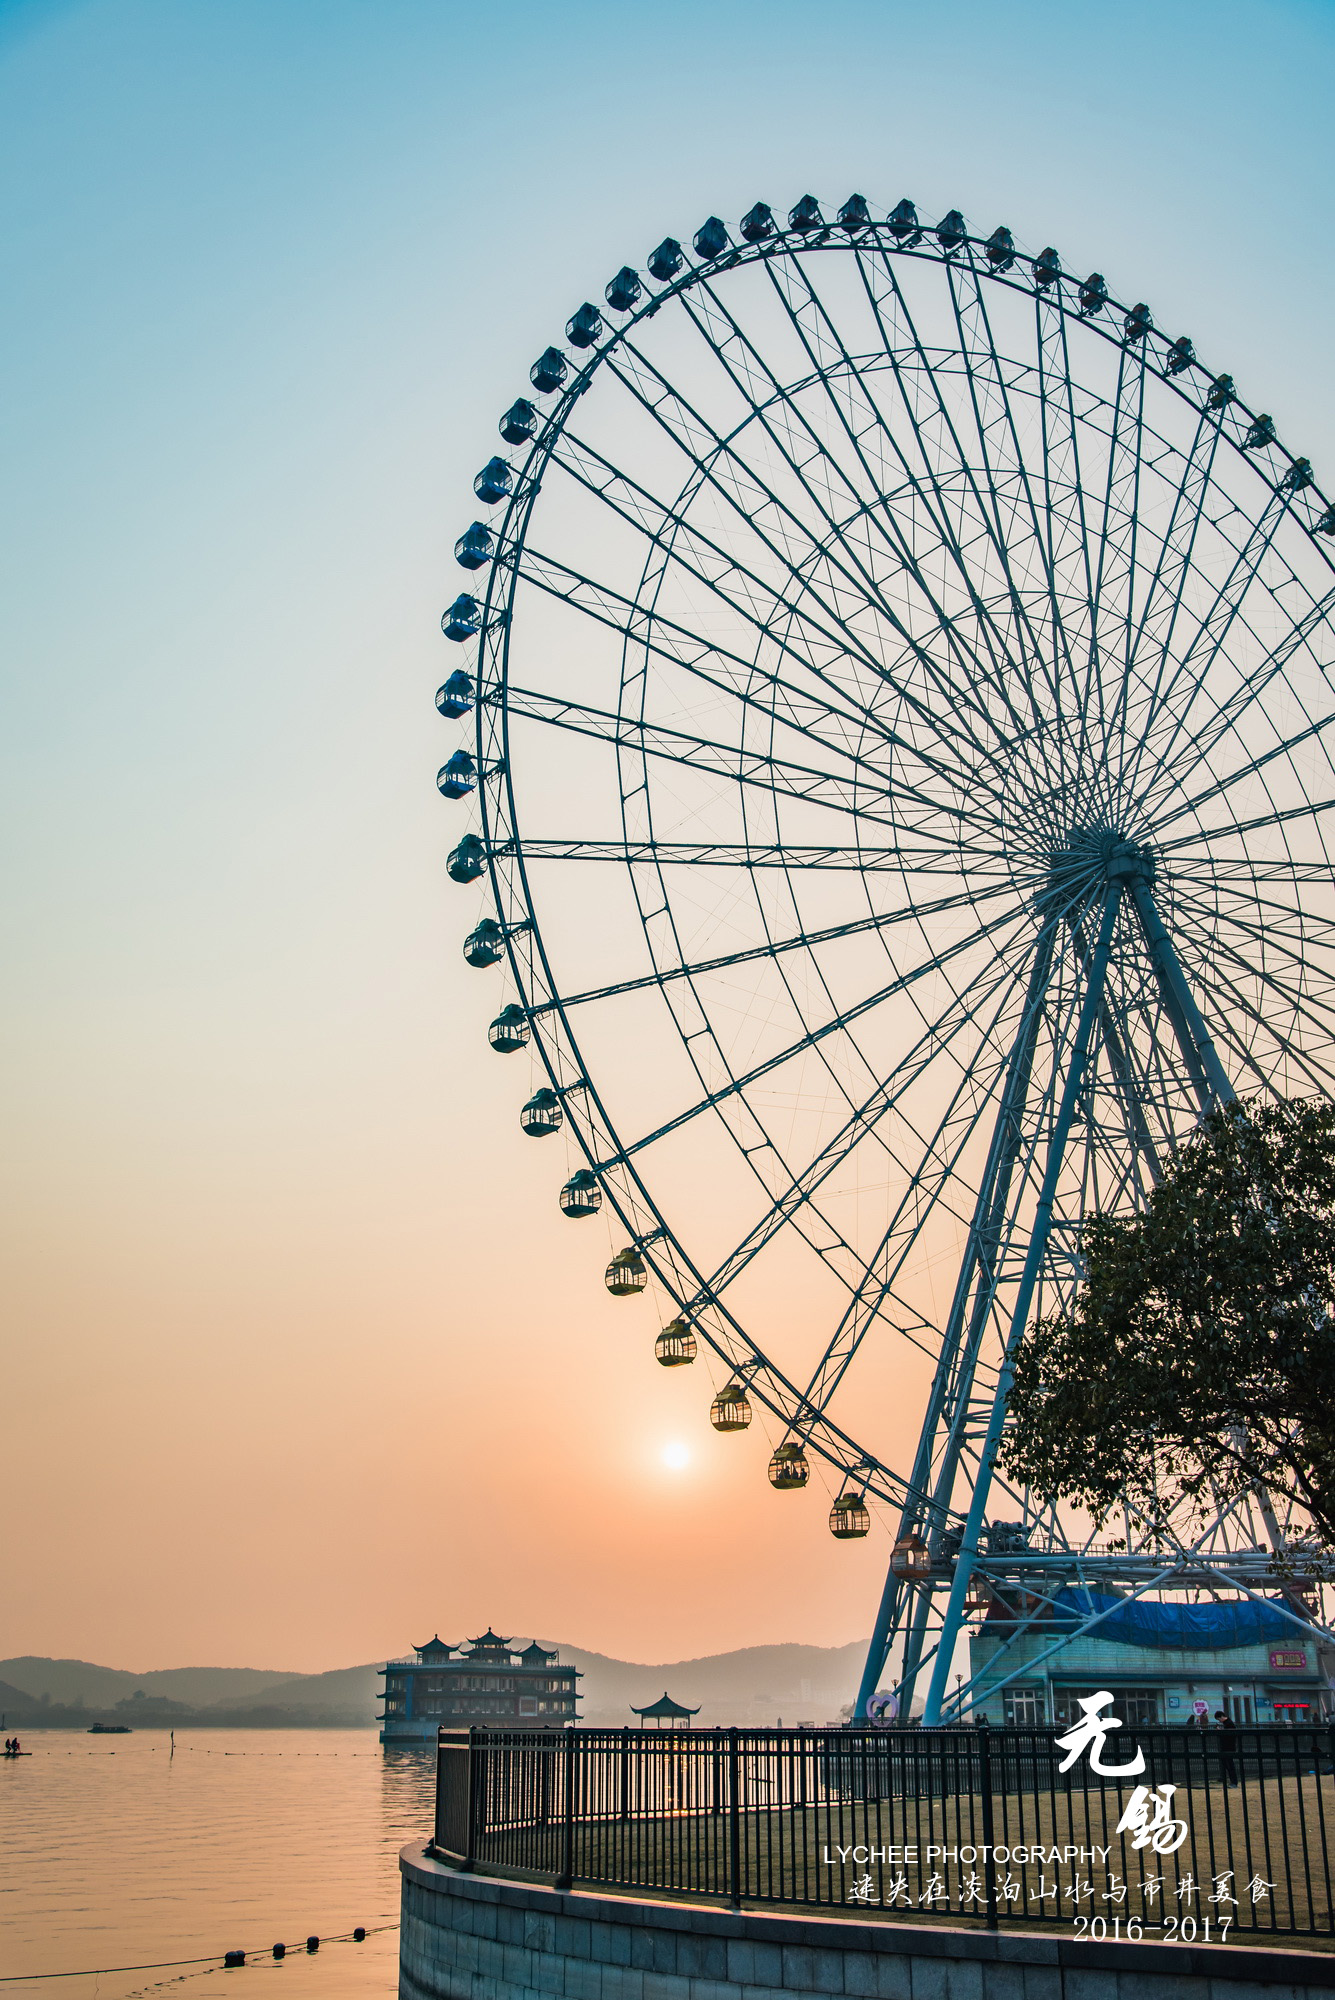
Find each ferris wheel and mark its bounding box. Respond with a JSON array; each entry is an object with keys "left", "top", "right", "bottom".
[{"left": 436, "top": 193, "right": 1335, "bottom": 1725}]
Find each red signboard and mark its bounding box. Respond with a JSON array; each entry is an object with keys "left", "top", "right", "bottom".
[{"left": 1268, "top": 1649, "right": 1308, "bottom": 1671}]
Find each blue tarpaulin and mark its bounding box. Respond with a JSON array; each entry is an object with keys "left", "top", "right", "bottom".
[{"left": 1050, "top": 1589, "right": 1303, "bottom": 1650}]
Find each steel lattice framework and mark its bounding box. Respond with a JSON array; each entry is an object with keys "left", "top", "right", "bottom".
[{"left": 436, "top": 195, "right": 1335, "bottom": 1725}]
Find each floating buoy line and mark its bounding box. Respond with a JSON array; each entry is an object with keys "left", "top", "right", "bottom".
[
  {"left": 19, "top": 1747, "right": 386, "bottom": 1758},
  {"left": 0, "top": 1923, "right": 397, "bottom": 1982}
]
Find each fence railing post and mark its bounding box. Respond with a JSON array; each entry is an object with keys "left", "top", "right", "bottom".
[
  {"left": 432, "top": 1728, "right": 476, "bottom": 1867},
  {"left": 977, "top": 1719, "right": 998, "bottom": 1929},
  {"left": 727, "top": 1727, "right": 742, "bottom": 1910},
  {"left": 433, "top": 1728, "right": 446, "bottom": 1854},
  {"left": 459, "top": 1728, "right": 479, "bottom": 1864},
  {"left": 555, "top": 1727, "right": 577, "bottom": 1890}
]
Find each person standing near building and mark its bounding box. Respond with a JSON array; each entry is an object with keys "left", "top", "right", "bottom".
[{"left": 1214, "top": 1710, "right": 1240, "bottom": 1786}]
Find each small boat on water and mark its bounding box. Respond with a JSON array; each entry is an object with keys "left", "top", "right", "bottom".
[{"left": 88, "top": 1723, "right": 133, "bottom": 1734}]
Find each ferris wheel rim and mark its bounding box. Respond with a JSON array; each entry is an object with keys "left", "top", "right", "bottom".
[{"left": 490, "top": 218, "right": 1335, "bottom": 553}]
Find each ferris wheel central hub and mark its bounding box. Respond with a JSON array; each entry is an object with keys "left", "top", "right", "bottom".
[
  {"left": 1042, "top": 832, "right": 1157, "bottom": 900},
  {"left": 1103, "top": 837, "right": 1157, "bottom": 885}
]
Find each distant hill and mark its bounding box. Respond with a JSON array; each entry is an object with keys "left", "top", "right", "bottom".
[
  {"left": 0, "top": 1676, "right": 41, "bottom": 1718},
  {"left": 0, "top": 1658, "right": 302, "bottom": 1708},
  {"left": 224, "top": 1663, "right": 381, "bottom": 1718},
  {"left": 0, "top": 1641, "right": 869, "bottom": 1729},
  {"left": 556, "top": 1641, "right": 866, "bottom": 1727},
  {"left": 0, "top": 1657, "right": 371, "bottom": 1727}
]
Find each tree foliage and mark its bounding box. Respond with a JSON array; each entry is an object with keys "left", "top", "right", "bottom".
[{"left": 999, "top": 1097, "right": 1335, "bottom": 1549}]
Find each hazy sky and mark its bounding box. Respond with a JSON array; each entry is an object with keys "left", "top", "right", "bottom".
[{"left": 3, "top": 0, "right": 1334, "bottom": 1676}]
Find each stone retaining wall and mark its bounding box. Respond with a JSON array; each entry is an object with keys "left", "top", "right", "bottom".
[{"left": 400, "top": 1842, "right": 1335, "bottom": 1999}]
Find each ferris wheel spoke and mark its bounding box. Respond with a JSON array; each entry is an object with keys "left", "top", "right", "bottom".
[
  {"left": 1172, "top": 922, "right": 1335, "bottom": 1076},
  {"left": 507, "top": 838, "right": 989, "bottom": 871},
  {"left": 499, "top": 672, "right": 970, "bottom": 836},
  {"left": 588, "top": 898, "right": 1033, "bottom": 1174},
  {"left": 527, "top": 877, "right": 1021, "bottom": 1018},
  {"left": 1032, "top": 293, "right": 1100, "bottom": 777},
  {"left": 509, "top": 544, "right": 891, "bottom": 779},
  {"left": 1183, "top": 884, "right": 1335, "bottom": 956},
  {"left": 793, "top": 968, "right": 1046, "bottom": 1419},
  {"left": 510, "top": 547, "right": 1000, "bottom": 834},
  {"left": 539, "top": 1116, "right": 927, "bottom": 1507},
  {"left": 688, "top": 942, "right": 1037, "bottom": 1325},
  {"left": 1114, "top": 407, "right": 1225, "bottom": 787},
  {"left": 719, "top": 260, "right": 1063, "bottom": 796},
  {"left": 758, "top": 252, "right": 1046, "bottom": 759},
  {"left": 624, "top": 797, "right": 988, "bottom": 1216},
  {"left": 857, "top": 248, "right": 1070, "bottom": 745},
  {"left": 1086, "top": 338, "right": 1142, "bottom": 654},
  {"left": 1122, "top": 484, "right": 1294, "bottom": 803},
  {"left": 1188, "top": 951, "right": 1335, "bottom": 1098},
  {"left": 677, "top": 276, "right": 959, "bottom": 664},
  {"left": 605, "top": 333, "right": 975, "bottom": 715},
  {"left": 947, "top": 259, "right": 1153, "bottom": 816},
  {"left": 938, "top": 255, "right": 1092, "bottom": 747},
  {"left": 531, "top": 1121, "right": 911, "bottom": 1502},
  {"left": 1167, "top": 888, "right": 1335, "bottom": 1035},
  {"left": 1146, "top": 691, "right": 1335, "bottom": 840},
  {"left": 494, "top": 905, "right": 892, "bottom": 1487},
  {"left": 1156, "top": 787, "right": 1335, "bottom": 855},
  {"left": 609, "top": 326, "right": 1019, "bottom": 806},
  {"left": 1133, "top": 586, "right": 1335, "bottom": 822},
  {"left": 1084, "top": 341, "right": 1150, "bottom": 782},
  {"left": 1193, "top": 945, "right": 1335, "bottom": 1058},
  {"left": 1171, "top": 855, "right": 1335, "bottom": 884},
  {"left": 549, "top": 426, "right": 926, "bottom": 733}
]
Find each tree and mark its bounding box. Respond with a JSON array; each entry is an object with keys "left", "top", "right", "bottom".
[{"left": 999, "top": 1097, "right": 1335, "bottom": 1551}]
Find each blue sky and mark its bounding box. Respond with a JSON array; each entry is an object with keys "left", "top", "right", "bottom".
[{"left": 2, "top": 0, "right": 1333, "bottom": 1669}]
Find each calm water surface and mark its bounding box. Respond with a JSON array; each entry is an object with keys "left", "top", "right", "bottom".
[{"left": 0, "top": 1731, "right": 433, "bottom": 2000}]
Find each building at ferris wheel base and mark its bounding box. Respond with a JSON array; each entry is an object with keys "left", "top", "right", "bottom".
[{"left": 970, "top": 1589, "right": 1330, "bottom": 1726}]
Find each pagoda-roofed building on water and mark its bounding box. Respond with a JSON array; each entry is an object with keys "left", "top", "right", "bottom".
[{"left": 378, "top": 1629, "right": 581, "bottom": 1743}]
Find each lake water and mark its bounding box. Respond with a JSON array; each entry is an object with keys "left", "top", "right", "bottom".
[{"left": 0, "top": 1731, "right": 431, "bottom": 2000}]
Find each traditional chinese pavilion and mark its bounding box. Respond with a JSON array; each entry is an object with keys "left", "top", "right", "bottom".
[{"left": 630, "top": 1692, "right": 700, "bottom": 1728}]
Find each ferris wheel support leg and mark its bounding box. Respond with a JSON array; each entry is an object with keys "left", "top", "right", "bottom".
[
  {"left": 920, "top": 883, "right": 1124, "bottom": 1727},
  {"left": 853, "top": 915, "right": 1061, "bottom": 1723},
  {"left": 1132, "top": 890, "right": 1293, "bottom": 1572},
  {"left": 854, "top": 1571, "right": 907, "bottom": 1719},
  {"left": 893, "top": 1583, "right": 941, "bottom": 1720},
  {"left": 1129, "top": 878, "right": 1234, "bottom": 1111},
  {"left": 1068, "top": 910, "right": 1164, "bottom": 1187}
]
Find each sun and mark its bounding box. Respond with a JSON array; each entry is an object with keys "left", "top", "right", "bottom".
[{"left": 660, "top": 1441, "right": 691, "bottom": 1472}]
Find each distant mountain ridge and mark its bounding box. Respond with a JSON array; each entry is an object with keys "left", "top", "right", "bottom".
[
  {"left": 557, "top": 1640, "right": 866, "bottom": 1727},
  {"left": 0, "top": 1657, "right": 303, "bottom": 1707},
  {"left": 0, "top": 1641, "right": 867, "bottom": 1730}
]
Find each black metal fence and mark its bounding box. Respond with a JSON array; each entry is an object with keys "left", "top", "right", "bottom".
[{"left": 434, "top": 1724, "right": 1335, "bottom": 1940}]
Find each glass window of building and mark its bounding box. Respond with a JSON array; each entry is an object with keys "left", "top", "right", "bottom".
[{"left": 1003, "top": 1685, "right": 1045, "bottom": 1725}]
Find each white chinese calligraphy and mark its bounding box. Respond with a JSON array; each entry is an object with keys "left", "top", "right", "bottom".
[
  {"left": 1115, "top": 1783, "right": 1189, "bottom": 1855},
  {"left": 1054, "top": 1693, "right": 1147, "bottom": 1777}
]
